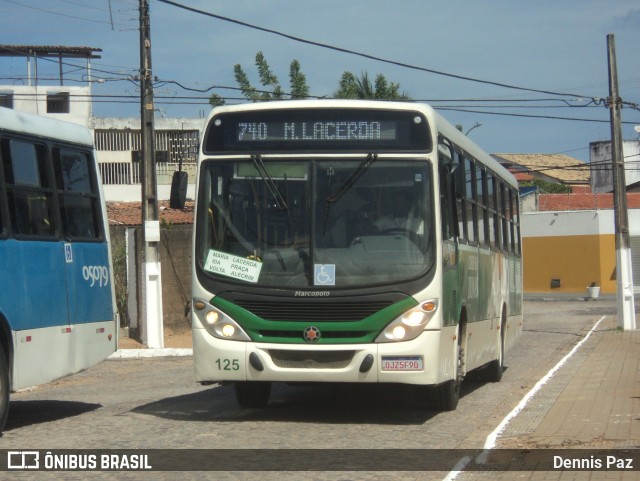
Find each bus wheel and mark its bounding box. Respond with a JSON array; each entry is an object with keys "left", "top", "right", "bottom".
[
  {"left": 431, "top": 330, "right": 464, "bottom": 411},
  {"left": 234, "top": 382, "right": 271, "bottom": 408},
  {"left": 482, "top": 318, "right": 505, "bottom": 383},
  {"left": 0, "top": 343, "right": 9, "bottom": 434}
]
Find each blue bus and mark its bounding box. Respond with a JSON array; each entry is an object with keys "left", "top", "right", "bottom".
[{"left": 0, "top": 107, "right": 117, "bottom": 432}]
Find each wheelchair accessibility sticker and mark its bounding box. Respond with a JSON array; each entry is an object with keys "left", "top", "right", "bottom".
[{"left": 314, "top": 264, "right": 335, "bottom": 286}]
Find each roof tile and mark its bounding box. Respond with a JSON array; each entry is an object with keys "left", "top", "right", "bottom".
[
  {"left": 494, "top": 153, "right": 590, "bottom": 184},
  {"left": 107, "top": 201, "right": 194, "bottom": 226}
]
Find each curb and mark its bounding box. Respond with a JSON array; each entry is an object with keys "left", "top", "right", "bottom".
[{"left": 109, "top": 348, "right": 193, "bottom": 359}]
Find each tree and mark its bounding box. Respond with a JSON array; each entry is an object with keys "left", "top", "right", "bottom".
[
  {"left": 210, "top": 51, "right": 310, "bottom": 106},
  {"left": 334, "top": 71, "right": 411, "bottom": 100},
  {"left": 208, "top": 93, "right": 225, "bottom": 107}
]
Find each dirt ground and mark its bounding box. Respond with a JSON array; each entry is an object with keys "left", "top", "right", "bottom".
[{"left": 117, "top": 329, "right": 193, "bottom": 349}]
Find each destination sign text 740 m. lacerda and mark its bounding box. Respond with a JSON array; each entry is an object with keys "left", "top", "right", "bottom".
[{"left": 237, "top": 121, "right": 397, "bottom": 142}]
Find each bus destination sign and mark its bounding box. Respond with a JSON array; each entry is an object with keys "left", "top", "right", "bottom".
[
  {"left": 236, "top": 120, "right": 397, "bottom": 143},
  {"left": 203, "top": 108, "right": 431, "bottom": 153}
]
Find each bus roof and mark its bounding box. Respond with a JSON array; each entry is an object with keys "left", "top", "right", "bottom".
[
  {"left": 0, "top": 107, "right": 93, "bottom": 147},
  {"left": 206, "top": 100, "right": 517, "bottom": 189}
]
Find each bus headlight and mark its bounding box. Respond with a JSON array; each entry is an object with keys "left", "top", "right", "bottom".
[
  {"left": 194, "top": 299, "right": 251, "bottom": 342},
  {"left": 375, "top": 300, "right": 438, "bottom": 343}
]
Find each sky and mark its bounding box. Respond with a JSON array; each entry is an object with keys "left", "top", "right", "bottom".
[{"left": 1, "top": 0, "right": 640, "bottom": 162}]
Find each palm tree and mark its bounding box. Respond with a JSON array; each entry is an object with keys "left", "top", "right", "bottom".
[
  {"left": 209, "top": 52, "right": 311, "bottom": 106},
  {"left": 334, "top": 71, "right": 411, "bottom": 100}
]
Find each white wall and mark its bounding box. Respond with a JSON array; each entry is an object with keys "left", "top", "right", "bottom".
[
  {"left": 3, "top": 85, "right": 91, "bottom": 126},
  {"left": 522, "top": 209, "right": 640, "bottom": 238},
  {"left": 590, "top": 140, "right": 640, "bottom": 193}
]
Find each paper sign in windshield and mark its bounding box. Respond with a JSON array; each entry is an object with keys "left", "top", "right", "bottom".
[{"left": 204, "top": 249, "right": 262, "bottom": 283}]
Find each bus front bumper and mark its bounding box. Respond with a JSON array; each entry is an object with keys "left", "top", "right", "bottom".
[{"left": 193, "top": 327, "right": 457, "bottom": 386}]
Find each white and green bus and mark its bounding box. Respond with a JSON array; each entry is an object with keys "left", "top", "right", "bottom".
[{"left": 192, "top": 100, "right": 522, "bottom": 410}]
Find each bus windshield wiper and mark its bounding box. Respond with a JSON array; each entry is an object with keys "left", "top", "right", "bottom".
[
  {"left": 326, "top": 153, "right": 377, "bottom": 205},
  {"left": 323, "top": 153, "right": 377, "bottom": 233},
  {"left": 252, "top": 154, "right": 288, "bottom": 210}
]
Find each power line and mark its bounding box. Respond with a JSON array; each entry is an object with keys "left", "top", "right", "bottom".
[
  {"left": 155, "top": 0, "right": 604, "bottom": 101},
  {"left": 438, "top": 107, "right": 637, "bottom": 125},
  {"left": 2, "top": 0, "right": 134, "bottom": 28}
]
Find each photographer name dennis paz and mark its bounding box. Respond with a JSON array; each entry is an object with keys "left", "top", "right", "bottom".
[{"left": 554, "top": 455, "right": 634, "bottom": 470}]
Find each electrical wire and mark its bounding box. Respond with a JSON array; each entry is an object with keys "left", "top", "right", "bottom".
[
  {"left": 2, "top": 0, "right": 134, "bottom": 28},
  {"left": 156, "top": 0, "right": 630, "bottom": 105}
]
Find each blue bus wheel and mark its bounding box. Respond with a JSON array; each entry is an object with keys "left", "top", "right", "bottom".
[{"left": 0, "top": 343, "right": 9, "bottom": 435}]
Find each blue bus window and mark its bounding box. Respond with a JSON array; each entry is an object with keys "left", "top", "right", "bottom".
[
  {"left": 55, "top": 148, "right": 93, "bottom": 193},
  {"left": 53, "top": 148, "right": 101, "bottom": 240}
]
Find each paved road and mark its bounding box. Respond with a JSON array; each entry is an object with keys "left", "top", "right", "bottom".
[{"left": 0, "top": 300, "right": 620, "bottom": 480}]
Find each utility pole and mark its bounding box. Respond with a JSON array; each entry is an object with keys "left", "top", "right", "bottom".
[
  {"left": 607, "top": 34, "right": 636, "bottom": 330},
  {"left": 139, "top": 0, "right": 164, "bottom": 347}
]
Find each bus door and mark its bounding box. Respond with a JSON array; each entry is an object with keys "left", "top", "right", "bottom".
[{"left": 63, "top": 241, "right": 113, "bottom": 326}]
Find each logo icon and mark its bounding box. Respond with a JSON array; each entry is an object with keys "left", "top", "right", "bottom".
[
  {"left": 303, "top": 326, "right": 321, "bottom": 343},
  {"left": 8, "top": 451, "right": 39, "bottom": 470},
  {"left": 314, "top": 264, "right": 335, "bottom": 286},
  {"left": 64, "top": 243, "right": 73, "bottom": 263}
]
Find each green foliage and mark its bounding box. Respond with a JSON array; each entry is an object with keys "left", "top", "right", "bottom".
[
  {"left": 208, "top": 93, "right": 225, "bottom": 107},
  {"left": 334, "top": 71, "right": 411, "bottom": 100},
  {"left": 111, "top": 238, "right": 128, "bottom": 328},
  {"left": 520, "top": 179, "right": 572, "bottom": 194},
  {"left": 211, "top": 51, "right": 310, "bottom": 104},
  {"left": 289, "top": 60, "right": 309, "bottom": 99},
  {"left": 209, "top": 53, "right": 412, "bottom": 105}
]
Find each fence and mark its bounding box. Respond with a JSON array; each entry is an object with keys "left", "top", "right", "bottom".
[
  {"left": 110, "top": 224, "right": 193, "bottom": 340},
  {"left": 95, "top": 129, "right": 199, "bottom": 185}
]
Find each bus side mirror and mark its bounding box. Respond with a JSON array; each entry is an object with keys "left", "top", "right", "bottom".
[{"left": 170, "top": 171, "right": 188, "bottom": 209}]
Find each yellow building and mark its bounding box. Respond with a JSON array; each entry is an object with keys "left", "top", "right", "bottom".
[{"left": 522, "top": 210, "right": 640, "bottom": 295}]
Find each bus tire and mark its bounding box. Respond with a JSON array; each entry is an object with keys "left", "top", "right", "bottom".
[
  {"left": 0, "top": 343, "right": 9, "bottom": 434},
  {"left": 432, "top": 378, "right": 459, "bottom": 411},
  {"left": 482, "top": 317, "right": 505, "bottom": 383},
  {"left": 431, "top": 326, "right": 464, "bottom": 411},
  {"left": 234, "top": 381, "right": 271, "bottom": 408}
]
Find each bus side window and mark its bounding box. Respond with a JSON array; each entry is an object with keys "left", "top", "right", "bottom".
[
  {"left": 464, "top": 157, "right": 476, "bottom": 243},
  {"left": 501, "top": 183, "right": 511, "bottom": 253},
  {"left": 2, "top": 139, "right": 56, "bottom": 238},
  {"left": 437, "top": 144, "right": 456, "bottom": 240},
  {"left": 513, "top": 191, "right": 521, "bottom": 256},
  {"left": 53, "top": 147, "right": 102, "bottom": 240},
  {"left": 475, "top": 164, "right": 485, "bottom": 247},
  {"left": 492, "top": 177, "right": 501, "bottom": 250},
  {"left": 487, "top": 173, "right": 497, "bottom": 249},
  {"left": 0, "top": 145, "right": 4, "bottom": 237}
]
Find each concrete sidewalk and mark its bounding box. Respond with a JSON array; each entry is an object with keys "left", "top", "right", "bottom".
[{"left": 497, "top": 315, "right": 640, "bottom": 449}]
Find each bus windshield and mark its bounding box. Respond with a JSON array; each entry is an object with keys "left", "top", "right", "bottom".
[{"left": 196, "top": 156, "right": 435, "bottom": 288}]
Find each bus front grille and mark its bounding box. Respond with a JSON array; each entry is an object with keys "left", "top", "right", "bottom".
[
  {"left": 234, "top": 300, "right": 392, "bottom": 321},
  {"left": 268, "top": 349, "right": 355, "bottom": 369}
]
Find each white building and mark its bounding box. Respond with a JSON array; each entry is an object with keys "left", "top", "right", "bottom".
[
  {"left": 590, "top": 140, "right": 640, "bottom": 193},
  {"left": 0, "top": 45, "right": 202, "bottom": 203},
  {"left": 90, "top": 116, "right": 202, "bottom": 202}
]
